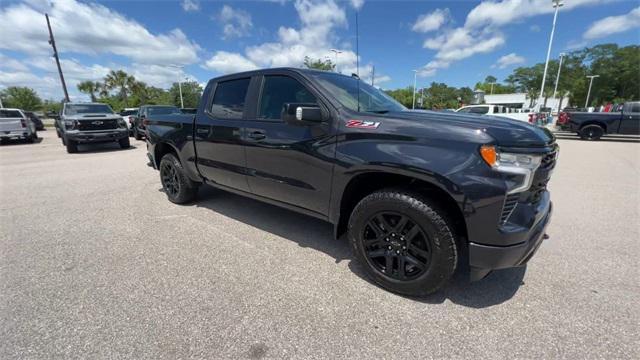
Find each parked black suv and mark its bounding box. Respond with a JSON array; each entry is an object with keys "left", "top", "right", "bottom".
[
  {"left": 145, "top": 68, "right": 557, "bottom": 296},
  {"left": 133, "top": 105, "right": 181, "bottom": 140}
]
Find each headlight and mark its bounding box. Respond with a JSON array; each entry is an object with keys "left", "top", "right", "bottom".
[
  {"left": 480, "top": 145, "right": 542, "bottom": 194},
  {"left": 117, "top": 118, "right": 127, "bottom": 128},
  {"left": 64, "top": 120, "right": 78, "bottom": 129}
]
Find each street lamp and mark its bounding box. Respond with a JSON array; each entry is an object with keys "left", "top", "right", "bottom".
[
  {"left": 585, "top": 75, "right": 599, "bottom": 109},
  {"left": 167, "top": 64, "right": 184, "bottom": 108},
  {"left": 412, "top": 69, "right": 418, "bottom": 110},
  {"left": 329, "top": 49, "right": 342, "bottom": 72},
  {"left": 489, "top": 82, "right": 495, "bottom": 95},
  {"left": 537, "top": 0, "right": 563, "bottom": 110},
  {"left": 552, "top": 52, "right": 565, "bottom": 112}
]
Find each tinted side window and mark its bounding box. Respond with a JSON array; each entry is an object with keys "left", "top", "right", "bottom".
[
  {"left": 258, "top": 76, "right": 317, "bottom": 120},
  {"left": 210, "top": 78, "right": 250, "bottom": 119},
  {"left": 628, "top": 103, "right": 640, "bottom": 113},
  {"left": 470, "top": 107, "right": 489, "bottom": 114}
]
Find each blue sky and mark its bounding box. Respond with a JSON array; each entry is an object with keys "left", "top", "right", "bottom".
[{"left": 0, "top": 0, "right": 638, "bottom": 100}]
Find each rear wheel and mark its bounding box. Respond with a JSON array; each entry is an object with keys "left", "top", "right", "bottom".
[
  {"left": 66, "top": 139, "right": 78, "bottom": 153},
  {"left": 119, "top": 137, "right": 130, "bottom": 149},
  {"left": 580, "top": 125, "right": 604, "bottom": 141},
  {"left": 348, "top": 189, "right": 458, "bottom": 296},
  {"left": 27, "top": 131, "right": 37, "bottom": 143},
  {"left": 159, "top": 153, "right": 198, "bottom": 204}
]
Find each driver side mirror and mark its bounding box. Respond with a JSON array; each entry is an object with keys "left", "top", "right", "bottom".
[{"left": 282, "top": 103, "right": 323, "bottom": 125}]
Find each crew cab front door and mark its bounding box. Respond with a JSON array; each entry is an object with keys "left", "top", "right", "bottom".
[
  {"left": 243, "top": 73, "right": 335, "bottom": 216},
  {"left": 194, "top": 77, "right": 252, "bottom": 192}
]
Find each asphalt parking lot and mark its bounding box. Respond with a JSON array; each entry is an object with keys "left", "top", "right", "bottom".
[{"left": 1, "top": 130, "right": 638, "bottom": 359}]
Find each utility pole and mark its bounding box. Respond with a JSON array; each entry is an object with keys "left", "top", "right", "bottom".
[
  {"left": 489, "top": 82, "right": 495, "bottom": 95},
  {"left": 585, "top": 75, "right": 599, "bottom": 109},
  {"left": 167, "top": 65, "right": 184, "bottom": 108},
  {"left": 537, "top": 0, "right": 563, "bottom": 110},
  {"left": 371, "top": 65, "right": 375, "bottom": 86},
  {"left": 46, "top": 13, "right": 69, "bottom": 102},
  {"left": 552, "top": 52, "right": 565, "bottom": 112},
  {"left": 412, "top": 69, "right": 418, "bottom": 110},
  {"left": 330, "top": 49, "right": 342, "bottom": 72}
]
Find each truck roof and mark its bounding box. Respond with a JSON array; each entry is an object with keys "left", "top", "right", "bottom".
[{"left": 210, "top": 67, "right": 355, "bottom": 81}]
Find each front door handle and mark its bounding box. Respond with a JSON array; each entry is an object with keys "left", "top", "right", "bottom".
[
  {"left": 248, "top": 131, "right": 266, "bottom": 140},
  {"left": 196, "top": 128, "right": 209, "bottom": 134}
]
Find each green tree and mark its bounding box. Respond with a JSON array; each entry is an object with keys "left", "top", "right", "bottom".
[
  {"left": 77, "top": 80, "right": 102, "bottom": 102},
  {"left": 385, "top": 87, "right": 414, "bottom": 108},
  {"left": 169, "top": 81, "right": 203, "bottom": 108},
  {"left": 484, "top": 75, "right": 497, "bottom": 84},
  {"left": 303, "top": 56, "right": 335, "bottom": 71},
  {"left": 104, "top": 70, "right": 135, "bottom": 106},
  {"left": 0, "top": 87, "right": 42, "bottom": 110}
]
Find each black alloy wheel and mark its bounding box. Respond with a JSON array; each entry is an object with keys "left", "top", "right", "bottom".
[
  {"left": 362, "top": 212, "right": 431, "bottom": 280},
  {"left": 160, "top": 161, "right": 180, "bottom": 199}
]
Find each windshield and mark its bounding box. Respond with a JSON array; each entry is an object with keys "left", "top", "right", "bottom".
[
  {"left": 311, "top": 72, "right": 406, "bottom": 113},
  {"left": 148, "top": 106, "right": 181, "bottom": 116},
  {"left": 64, "top": 104, "right": 114, "bottom": 115},
  {"left": 120, "top": 110, "right": 137, "bottom": 116}
]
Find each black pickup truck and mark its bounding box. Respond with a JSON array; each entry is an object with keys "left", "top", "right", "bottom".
[
  {"left": 557, "top": 101, "right": 640, "bottom": 140},
  {"left": 146, "top": 68, "right": 558, "bottom": 296}
]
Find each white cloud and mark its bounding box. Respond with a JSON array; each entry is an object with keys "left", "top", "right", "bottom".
[
  {"left": 493, "top": 53, "right": 525, "bottom": 69},
  {"left": 583, "top": 6, "right": 640, "bottom": 40},
  {"left": 415, "top": 0, "right": 606, "bottom": 77},
  {"left": 412, "top": 8, "right": 450, "bottom": 33},
  {"left": 218, "top": 5, "right": 253, "bottom": 40},
  {"left": 350, "top": 0, "right": 365, "bottom": 10},
  {"left": 203, "top": 51, "right": 258, "bottom": 73},
  {"left": 0, "top": 0, "right": 200, "bottom": 65},
  {"left": 0, "top": 53, "right": 29, "bottom": 72},
  {"left": 181, "top": 0, "right": 200, "bottom": 12},
  {"left": 529, "top": 24, "right": 541, "bottom": 32},
  {"left": 202, "top": 0, "right": 387, "bottom": 82}
]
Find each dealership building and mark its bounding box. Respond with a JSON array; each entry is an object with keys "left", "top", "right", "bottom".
[{"left": 473, "top": 90, "right": 568, "bottom": 110}]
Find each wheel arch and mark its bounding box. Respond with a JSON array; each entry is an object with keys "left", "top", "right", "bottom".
[
  {"left": 154, "top": 141, "right": 180, "bottom": 168},
  {"left": 579, "top": 121, "right": 607, "bottom": 133},
  {"left": 333, "top": 171, "right": 468, "bottom": 244}
]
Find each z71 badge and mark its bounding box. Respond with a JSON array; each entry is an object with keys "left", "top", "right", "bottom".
[{"left": 345, "top": 120, "right": 381, "bottom": 129}]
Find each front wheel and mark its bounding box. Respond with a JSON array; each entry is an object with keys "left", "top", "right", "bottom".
[
  {"left": 66, "top": 139, "right": 78, "bottom": 153},
  {"left": 159, "top": 153, "right": 198, "bottom": 204},
  {"left": 580, "top": 125, "right": 604, "bottom": 141},
  {"left": 348, "top": 189, "right": 458, "bottom": 296},
  {"left": 119, "top": 137, "right": 130, "bottom": 149},
  {"left": 134, "top": 128, "right": 143, "bottom": 140}
]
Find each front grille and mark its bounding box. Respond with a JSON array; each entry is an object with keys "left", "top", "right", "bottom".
[
  {"left": 77, "top": 119, "right": 118, "bottom": 131},
  {"left": 500, "top": 193, "right": 519, "bottom": 224}
]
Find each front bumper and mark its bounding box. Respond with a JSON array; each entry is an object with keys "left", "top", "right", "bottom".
[
  {"left": 66, "top": 129, "right": 128, "bottom": 143},
  {"left": 468, "top": 196, "right": 552, "bottom": 281}
]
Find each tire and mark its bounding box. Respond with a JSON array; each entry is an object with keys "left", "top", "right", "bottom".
[
  {"left": 56, "top": 129, "right": 61, "bottom": 138},
  {"left": 579, "top": 125, "right": 604, "bottom": 141},
  {"left": 61, "top": 136, "right": 67, "bottom": 146},
  {"left": 119, "top": 137, "right": 130, "bottom": 149},
  {"left": 134, "top": 128, "right": 143, "bottom": 140},
  {"left": 348, "top": 189, "right": 458, "bottom": 297},
  {"left": 27, "top": 131, "right": 37, "bottom": 143},
  {"left": 159, "top": 153, "right": 198, "bottom": 204},
  {"left": 66, "top": 139, "right": 78, "bottom": 153}
]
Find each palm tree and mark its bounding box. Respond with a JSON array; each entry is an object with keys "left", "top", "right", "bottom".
[
  {"left": 130, "top": 80, "right": 149, "bottom": 105},
  {"left": 77, "top": 81, "right": 103, "bottom": 102},
  {"left": 104, "top": 70, "right": 135, "bottom": 106}
]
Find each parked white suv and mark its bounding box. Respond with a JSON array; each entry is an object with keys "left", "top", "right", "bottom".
[
  {"left": 0, "top": 108, "right": 38, "bottom": 143},
  {"left": 456, "top": 104, "right": 531, "bottom": 122}
]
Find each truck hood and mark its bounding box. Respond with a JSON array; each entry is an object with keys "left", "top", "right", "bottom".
[
  {"left": 378, "top": 110, "right": 555, "bottom": 148},
  {"left": 64, "top": 113, "right": 122, "bottom": 121}
]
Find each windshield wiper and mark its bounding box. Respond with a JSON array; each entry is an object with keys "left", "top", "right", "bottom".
[{"left": 368, "top": 110, "right": 390, "bottom": 114}]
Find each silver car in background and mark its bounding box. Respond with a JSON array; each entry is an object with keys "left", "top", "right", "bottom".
[{"left": 0, "top": 108, "right": 38, "bottom": 144}]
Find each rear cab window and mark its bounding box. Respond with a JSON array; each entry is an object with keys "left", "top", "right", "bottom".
[
  {"left": 0, "top": 110, "right": 23, "bottom": 118},
  {"left": 209, "top": 78, "right": 251, "bottom": 119}
]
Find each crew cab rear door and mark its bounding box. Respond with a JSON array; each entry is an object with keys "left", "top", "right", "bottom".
[
  {"left": 619, "top": 102, "right": 640, "bottom": 135},
  {"left": 193, "top": 77, "right": 253, "bottom": 192},
  {"left": 243, "top": 72, "right": 335, "bottom": 216}
]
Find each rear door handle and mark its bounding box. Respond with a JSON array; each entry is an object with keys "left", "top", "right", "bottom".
[
  {"left": 196, "top": 127, "right": 209, "bottom": 134},
  {"left": 248, "top": 131, "right": 266, "bottom": 140}
]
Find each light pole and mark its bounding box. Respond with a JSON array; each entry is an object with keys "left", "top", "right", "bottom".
[
  {"left": 330, "top": 49, "right": 342, "bottom": 72},
  {"left": 167, "top": 65, "right": 184, "bottom": 108},
  {"left": 412, "top": 69, "right": 418, "bottom": 109},
  {"left": 552, "top": 52, "right": 565, "bottom": 112},
  {"left": 489, "top": 82, "right": 495, "bottom": 95},
  {"left": 585, "top": 75, "right": 599, "bottom": 109},
  {"left": 537, "top": 0, "right": 563, "bottom": 110}
]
